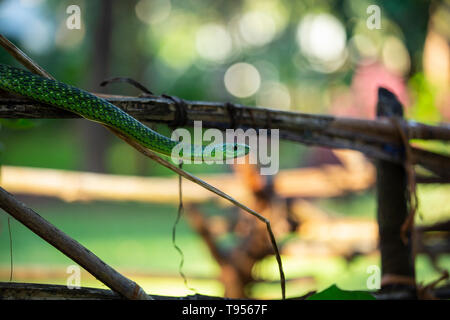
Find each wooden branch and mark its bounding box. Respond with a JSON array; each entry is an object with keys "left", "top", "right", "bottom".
[
  {"left": 417, "top": 220, "right": 450, "bottom": 233},
  {"left": 107, "top": 127, "right": 286, "bottom": 300},
  {"left": 416, "top": 175, "right": 450, "bottom": 184},
  {"left": 375, "top": 88, "right": 416, "bottom": 294},
  {"left": 374, "top": 284, "right": 450, "bottom": 300},
  {"left": 0, "top": 34, "right": 286, "bottom": 299},
  {"left": 411, "top": 147, "right": 450, "bottom": 178},
  {"left": 0, "top": 282, "right": 222, "bottom": 300},
  {"left": 184, "top": 163, "right": 288, "bottom": 298},
  {"left": 0, "top": 187, "right": 152, "bottom": 300},
  {"left": 1, "top": 94, "right": 449, "bottom": 142},
  {"left": 2, "top": 95, "right": 449, "bottom": 176},
  {"left": 2, "top": 282, "right": 450, "bottom": 300},
  {"left": 183, "top": 205, "right": 228, "bottom": 267},
  {"left": 1, "top": 38, "right": 449, "bottom": 174},
  {"left": 0, "top": 36, "right": 54, "bottom": 79},
  {"left": 0, "top": 282, "right": 122, "bottom": 300},
  {"left": 289, "top": 200, "right": 378, "bottom": 257}
]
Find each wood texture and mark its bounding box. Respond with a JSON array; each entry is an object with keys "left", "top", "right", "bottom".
[
  {"left": 1, "top": 95, "right": 449, "bottom": 177},
  {"left": 0, "top": 187, "right": 152, "bottom": 300},
  {"left": 375, "top": 88, "right": 416, "bottom": 294}
]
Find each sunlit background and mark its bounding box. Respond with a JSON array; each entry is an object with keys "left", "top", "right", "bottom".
[{"left": 0, "top": 0, "right": 449, "bottom": 298}]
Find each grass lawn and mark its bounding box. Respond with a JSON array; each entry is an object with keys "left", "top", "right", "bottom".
[{"left": 0, "top": 196, "right": 448, "bottom": 299}]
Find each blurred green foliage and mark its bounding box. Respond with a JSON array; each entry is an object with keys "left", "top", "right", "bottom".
[
  {"left": 0, "top": 0, "right": 448, "bottom": 298},
  {"left": 307, "top": 284, "right": 375, "bottom": 300},
  {"left": 0, "top": 0, "right": 445, "bottom": 175},
  {"left": 0, "top": 198, "right": 448, "bottom": 298},
  {"left": 408, "top": 73, "right": 442, "bottom": 123}
]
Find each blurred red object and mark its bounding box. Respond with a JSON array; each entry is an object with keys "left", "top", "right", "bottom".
[{"left": 332, "top": 61, "right": 410, "bottom": 119}]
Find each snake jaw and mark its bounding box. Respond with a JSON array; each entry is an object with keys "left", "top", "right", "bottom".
[
  {"left": 221, "top": 143, "right": 250, "bottom": 159},
  {"left": 198, "top": 143, "right": 250, "bottom": 161}
]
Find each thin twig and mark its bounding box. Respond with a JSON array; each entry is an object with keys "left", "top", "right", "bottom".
[
  {"left": 108, "top": 127, "right": 286, "bottom": 299},
  {"left": 0, "top": 35, "right": 54, "bottom": 80},
  {"left": 100, "top": 76, "right": 153, "bottom": 95},
  {"left": 0, "top": 34, "right": 286, "bottom": 299},
  {"left": 171, "top": 162, "right": 197, "bottom": 293}
]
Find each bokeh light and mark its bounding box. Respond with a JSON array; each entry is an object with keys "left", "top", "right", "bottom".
[
  {"left": 348, "top": 34, "right": 378, "bottom": 64},
  {"left": 224, "top": 62, "right": 261, "bottom": 98},
  {"left": 257, "top": 81, "right": 291, "bottom": 109},
  {"left": 238, "top": 11, "right": 276, "bottom": 47},
  {"left": 153, "top": 11, "right": 198, "bottom": 70},
  {"left": 423, "top": 30, "right": 450, "bottom": 85},
  {"left": 19, "top": 0, "right": 44, "bottom": 7},
  {"left": 135, "top": 0, "right": 171, "bottom": 25},
  {"left": 296, "top": 13, "right": 347, "bottom": 73},
  {"left": 381, "top": 36, "right": 411, "bottom": 76},
  {"left": 195, "top": 23, "right": 232, "bottom": 62},
  {"left": 158, "top": 32, "right": 197, "bottom": 70}
]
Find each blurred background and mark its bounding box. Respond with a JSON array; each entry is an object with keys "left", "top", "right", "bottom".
[{"left": 0, "top": 0, "right": 449, "bottom": 298}]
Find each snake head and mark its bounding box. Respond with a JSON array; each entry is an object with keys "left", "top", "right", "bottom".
[
  {"left": 202, "top": 143, "right": 250, "bottom": 160},
  {"left": 219, "top": 143, "right": 250, "bottom": 159}
]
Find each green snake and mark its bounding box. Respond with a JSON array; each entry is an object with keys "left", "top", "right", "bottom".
[{"left": 0, "top": 64, "right": 250, "bottom": 161}]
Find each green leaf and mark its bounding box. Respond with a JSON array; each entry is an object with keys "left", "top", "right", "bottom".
[{"left": 307, "top": 285, "right": 376, "bottom": 300}]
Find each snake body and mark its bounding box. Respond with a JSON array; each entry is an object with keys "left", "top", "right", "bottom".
[{"left": 0, "top": 64, "right": 249, "bottom": 160}]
